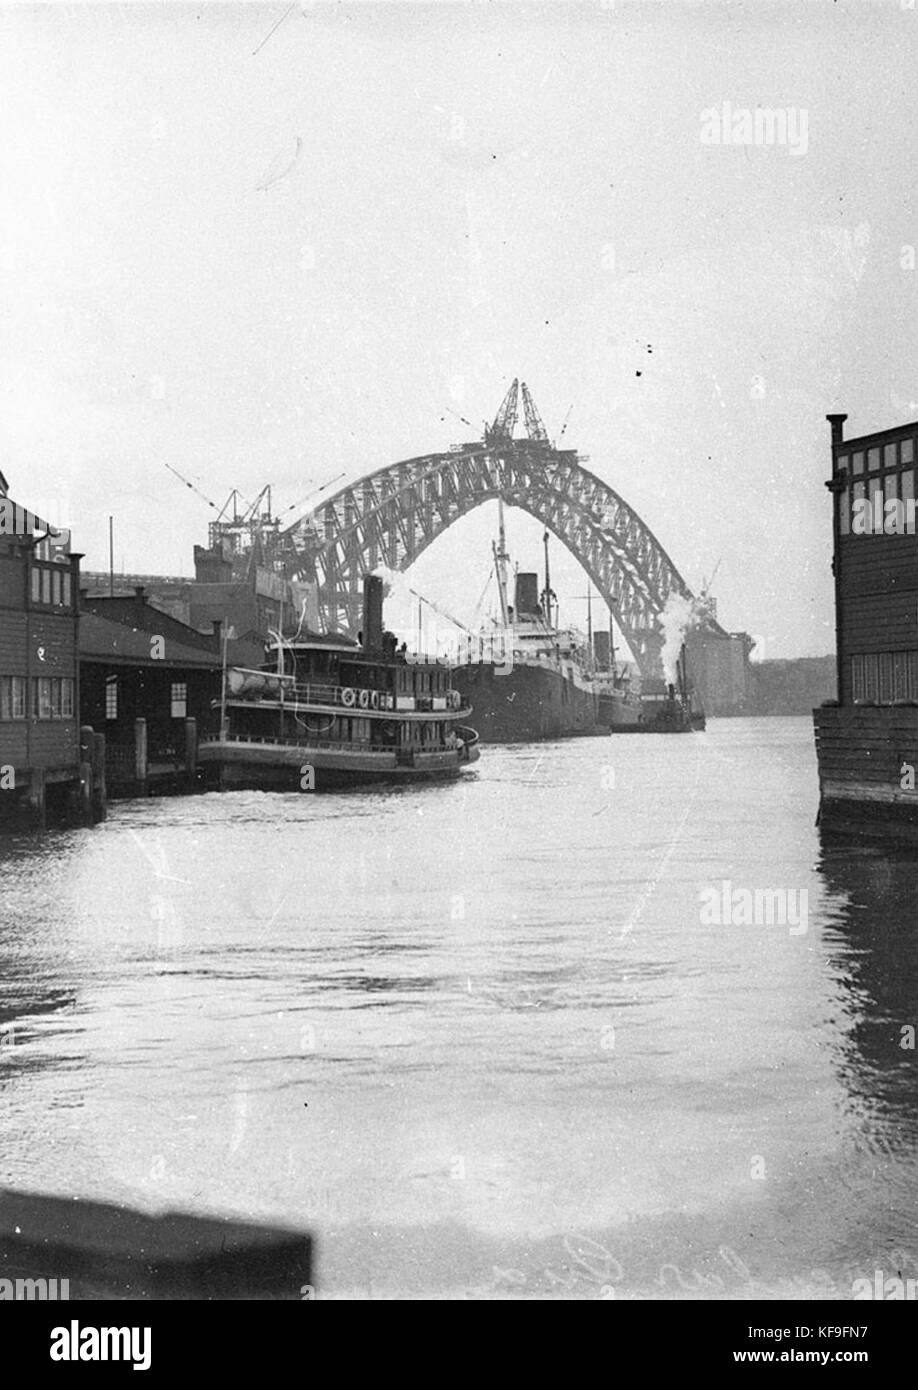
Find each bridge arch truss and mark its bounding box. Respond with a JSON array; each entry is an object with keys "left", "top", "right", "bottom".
[{"left": 283, "top": 443, "right": 699, "bottom": 678}]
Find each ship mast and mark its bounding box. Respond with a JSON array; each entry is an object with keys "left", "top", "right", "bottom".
[
  {"left": 493, "top": 497, "right": 511, "bottom": 629},
  {"left": 541, "top": 529, "right": 553, "bottom": 629}
]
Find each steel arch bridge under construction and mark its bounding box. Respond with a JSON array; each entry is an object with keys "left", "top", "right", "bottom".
[{"left": 282, "top": 381, "right": 716, "bottom": 678}]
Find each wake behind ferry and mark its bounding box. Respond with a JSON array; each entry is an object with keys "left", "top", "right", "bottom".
[{"left": 198, "top": 575, "right": 479, "bottom": 790}]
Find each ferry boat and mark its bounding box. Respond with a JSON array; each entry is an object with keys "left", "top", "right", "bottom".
[{"left": 198, "top": 575, "right": 480, "bottom": 790}]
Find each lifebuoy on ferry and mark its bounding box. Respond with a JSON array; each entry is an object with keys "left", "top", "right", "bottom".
[
  {"left": 342, "top": 687, "right": 356, "bottom": 707},
  {"left": 370, "top": 690, "right": 380, "bottom": 710},
  {"left": 358, "top": 689, "right": 370, "bottom": 709}
]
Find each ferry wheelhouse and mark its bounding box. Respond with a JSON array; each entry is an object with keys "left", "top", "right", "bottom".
[{"left": 198, "top": 576, "right": 480, "bottom": 790}]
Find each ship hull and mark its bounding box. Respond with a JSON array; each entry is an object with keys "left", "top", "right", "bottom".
[
  {"left": 597, "top": 691, "right": 644, "bottom": 730},
  {"left": 452, "top": 662, "right": 601, "bottom": 742},
  {"left": 198, "top": 735, "right": 479, "bottom": 791}
]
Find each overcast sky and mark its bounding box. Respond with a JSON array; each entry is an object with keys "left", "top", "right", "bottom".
[{"left": 2, "top": 1, "right": 917, "bottom": 658}]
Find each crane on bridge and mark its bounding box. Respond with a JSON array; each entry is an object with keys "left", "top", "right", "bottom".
[
  {"left": 555, "top": 403, "right": 574, "bottom": 447},
  {"left": 484, "top": 378, "right": 553, "bottom": 446},
  {"left": 520, "top": 381, "right": 549, "bottom": 443},
  {"left": 485, "top": 378, "right": 520, "bottom": 445}
]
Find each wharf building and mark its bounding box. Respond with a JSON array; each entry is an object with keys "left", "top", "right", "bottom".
[
  {"left": 814, "top": 411, "right": 918, "bottom": 836},
  {"left": 0, "top": 473, "right": 94, "bottom": 827}
]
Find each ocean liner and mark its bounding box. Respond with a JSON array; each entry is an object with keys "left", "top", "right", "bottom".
[{"left": 452, "top": 507, "right": 637, "bottom": 741}]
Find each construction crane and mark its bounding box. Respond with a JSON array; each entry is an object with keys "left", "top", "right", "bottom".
[
  {"left": 164, "top": 463, "right": 221, "bottom": 512},
  {"left": 241, "top": 484, "right": 274, "bottom": 524},
  {"left": 281, "top": 471, "right": 347, "bottom": 528},
  {"left": 485, "top": 378, "right": 519, "bottom": 445},
  {"left": 699, "top": 558, "right": 723, "bottom": 623},
  {"left": 520, "top": 381, "right": 549, "bottom": 443},
  {"left": 444, "top": 405, "right": 474, "bottom": 430},
  {"left": 163, "top": 465, "right": 249, "bottom": 522},
  {"left": 700, "top": 558, "right": 722, "bottom": 598}
]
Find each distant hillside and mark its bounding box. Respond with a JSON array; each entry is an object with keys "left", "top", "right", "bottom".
[{"left": 745, "top": 656, "right": 837, "bottom": 716}]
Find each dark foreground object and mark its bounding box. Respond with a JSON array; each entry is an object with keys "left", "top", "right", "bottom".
[
  {"left": 0, "top": 1188, "right": 312, "bottom": 1300},
  {"left": 814, "top": 703, "right": 918, "bottom": 844}
]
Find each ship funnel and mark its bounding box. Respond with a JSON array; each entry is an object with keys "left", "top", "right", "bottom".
[
  {"left": 514, "top": 572, "right": 540, "bottom": 618},
  {"left": 362, "top": 574, "right": 384, "bottom": 653}
]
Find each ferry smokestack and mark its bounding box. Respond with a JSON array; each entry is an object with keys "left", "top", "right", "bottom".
[
  {"left": 362, "top": 574, "right": 384, "bottom": 653},
  {"left": 514, "top": 572, "right": 540, "bottom": 617},
  {"left": 593, "top": 630, "right": 611, "bottom": 670}
]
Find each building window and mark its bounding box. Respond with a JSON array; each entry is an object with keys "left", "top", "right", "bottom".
[
  {"left": 105, "top": 677, "right": 118, "bottom": 720},
  {"left": 903, "top": 439, "right": 914, "bottom": 464},
  {"left": 852, "top": 651, "right": 918, "bottom": 704},
  {"left": 29, "top": 562, "right": 73, "bottom": 609},
  {"left": 869, "top": 476, "right": 883, "bottom": 517},
  {"left": 0, "top": 676, "right": 27, "bottom": 721},
  {"left": 851, "top": 451, "right": 864, "bottom": 474},
  {"left": 884, "top": 444, "right": 897, "bottom": 469},
  {"left": 170, "top": 682, "right": 187, "bottom": 718},
  {"left": 893, "top": 653, "right": 909, "bottom": 701},
  {"left": 35, "top": 677, "right": 52, "bottom": 719},
  {"left": 867, "top": 448, "right": 880, "bottom": 471},
  {"left": 32, "top": 677, "right": 73, "bottom": 720}
]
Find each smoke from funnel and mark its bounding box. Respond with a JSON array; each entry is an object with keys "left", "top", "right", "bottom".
[{"left": 659, "top": 592, "right": 701, "bottom": 684}]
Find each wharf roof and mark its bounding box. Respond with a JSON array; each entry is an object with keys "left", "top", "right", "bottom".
[{"left": 80, "top": 612, "right": 228, "bottom": 669}]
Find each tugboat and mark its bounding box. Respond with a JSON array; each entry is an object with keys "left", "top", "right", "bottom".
[
  {"left": 637, "top": 646, "right": 706, "bottom": 733},
  {"left": 198, "top": 575, "right": 480, "bottom": 790}
]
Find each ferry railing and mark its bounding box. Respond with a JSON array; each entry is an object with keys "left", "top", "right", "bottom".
[
  {"left": 224, "top": 683, "right": 467, "bottom": 713},
  {"left": 199, "top": 732, "right": 468, "bottom": 756}
]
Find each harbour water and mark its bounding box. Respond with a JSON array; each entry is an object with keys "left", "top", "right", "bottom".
[{"left": 1, "top": 717, "right": 916, "bottom": 1299}]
